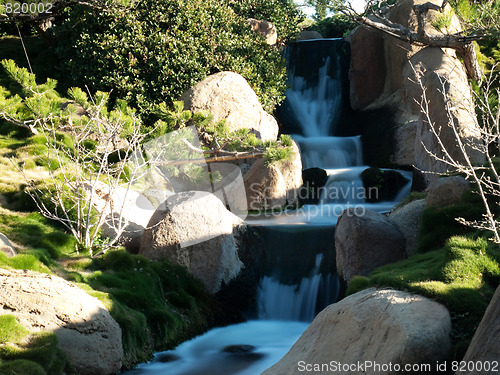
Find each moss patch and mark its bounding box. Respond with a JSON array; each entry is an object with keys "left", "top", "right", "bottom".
[
  {"left": 347, "top": 236, "right": 500, "bottom": 360},
  {"left": 0, "top": 316, "right": 67, "bottom": 375}
]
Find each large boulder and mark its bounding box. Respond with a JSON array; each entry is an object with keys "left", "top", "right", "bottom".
[
  {"left": 457, "top": 286, "right": 500, "bottom": 375},
  {"left": 242, "top": 141, "right": 302, "bottom": 211},
  {"left": 391, "top": 120, "right": 417, "bottom": 166},
  {"left": 180, "top": 72, "right": 279, "bottom": 141},
  {"left": 263, "top": 288, "right": 452, "bottom": 375},
  {"left": 388, "top": 199, "right": 426, "bottom": 257},
  {"left": 243, "top": 159, "right": 287, "bottom": 211},
  {"left": 425, "top": 176, "right": 470, "bottom": 208},
  {"left": 87, "top": 182, "right": 156, "bottom": 253},
  {"left": 278, "top": 140, "right": 303, "bottom": 206},
  {"left": 335, "top": 209, "right": 406, "bottom": 283},
  {"left": 0, "top": 269, "right": 123, "bottom": 375},
  {"left": 139, "top": 191, "right": 246, "bottom": 294},
  {"left": 296, "top": 30, "right": 323, "bottom": 41}
]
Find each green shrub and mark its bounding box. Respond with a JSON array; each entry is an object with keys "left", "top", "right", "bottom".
[{"left": 55, "top": 0, "right": 299, "bottom": 116}]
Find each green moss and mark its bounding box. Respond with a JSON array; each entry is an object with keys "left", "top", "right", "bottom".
[
  {"left": 345, "top": 276, "right": 370, "bottom": 295},
  {"left": 417, "top": 190, "right": 485, "bottom": 252},
  {"left": 0, "top": 212, "right": 78, "bottom": 259},
  {"left": 0, "top": 332, "right": 66, "bottom": 374},
  {"left": 0, "top": 315, "right": 28, "bottom": 343},
  {"left": 0, "top": 359, "right": 47, "bottom": 375}
]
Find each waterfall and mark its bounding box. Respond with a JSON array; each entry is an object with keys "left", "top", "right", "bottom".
[
  {"left": 257, "top": 254, "right": 337, "bottom": 321},
  {"left": 126, "top": 38, "right": 412, "bottom": 375}
]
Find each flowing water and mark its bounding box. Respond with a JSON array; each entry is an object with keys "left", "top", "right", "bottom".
[{"left": 125, "top": 38, "right": 411, "bottom": 375}]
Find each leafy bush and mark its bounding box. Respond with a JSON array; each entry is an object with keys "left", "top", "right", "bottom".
[{"left": 55, "top": 0, "right": 299, "bottom": 115}]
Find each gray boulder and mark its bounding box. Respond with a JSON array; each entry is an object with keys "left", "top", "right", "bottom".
[
  {"left": 335, "top": 209, "right": 406, "bottom": 283},
  {"left": 263, "top": 288, "right": 452, "bottom": 375},
  {"left": 0, "top": 269, "right": 123, "bottom": 375},
  {"left": 139, "top": 191, "right": 246, "bottom": 293},
  {"left": 389, "top": 199, "right": 426, "bottom": 257},
  {"left": 457, "top": 286, "right": 500, "bottom": 375},
  {"left": 180, "top": 72, "right": 279, "bottom": 141},
  {"left": 426, "top": 176, "right": 470, "bottom": 208}
]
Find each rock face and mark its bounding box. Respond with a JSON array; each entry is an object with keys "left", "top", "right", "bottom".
[
  {"left": 349, "top": 0, "right": 483, "bottom": 186},
  {"left": 243, "top": 141, "right": 302, "bottom": 211},
  {"left": 349, "top": 26, "right": 386, "bottom": 110},
  {"left": 180, "top": 72, "right": 279, "bottom": 141},
  {"left": 263, "top": 288, "right": 452, "bottom": 375},
  {"left": 388, "top": 199, "right": 426, "bottom": 257},
  {"left": 425, "top": 176, "right": 470, "bottom": 208},
  {"left": 0, "top": 269, "right": 123, "bottom": 375},
  {"left": 243, "top": 159, "right": 287, "bottom": 211},
  {"left": 247, "top": 18, "right": 277, "bottom": 45},
  {"left": 335, "top": 209, "right": 406, "bottom": 283},
  {"left": 391, "top": 121, "right": 417, "bottom": 165},
  {"left": 139, "top": 191, "right": 246, "bottom": 294},
  {"left": 405, "top": 48, "right": 484, "bottom": 182},
  {"left": 457, "top": 286, "right": 500, "bottom": 375},
  {"left": 0, "top": 232, "right": 16, "bottom": 257}
]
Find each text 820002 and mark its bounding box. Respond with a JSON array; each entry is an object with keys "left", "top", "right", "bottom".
[{"left": 2, "top": 2, "right": 53, "bottom": 14}]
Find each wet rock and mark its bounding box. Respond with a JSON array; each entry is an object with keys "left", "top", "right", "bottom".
[
  {"left": 335, "top": 209, "right": 406, "bottom": 283},
  {"left": 299, "top": 167, "right": 328, "bottom": 205},
  {"left": 156, "top": 353, "right": 181, "bottom": 363},
  {"left": 360, "top": 167, "right": 409, "bottom": 203},
  {"left": 223, "top": 344, "right": 256, "bottom": 354}
]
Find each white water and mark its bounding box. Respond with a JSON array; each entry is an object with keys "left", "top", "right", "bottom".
[
  {"left": 126, "top": 321, "right": 308, "bottom": 375},
  {"left": 257, "top": 254, "right": 337, "bottom": 322},
  {"left": 286, "top": 56, "right": 342, "bottom": 137}
]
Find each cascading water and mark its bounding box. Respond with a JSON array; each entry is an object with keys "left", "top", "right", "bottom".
[{"left": 126, "top": 38, "right": 411, "bottom": 375}]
